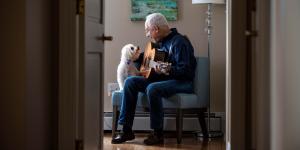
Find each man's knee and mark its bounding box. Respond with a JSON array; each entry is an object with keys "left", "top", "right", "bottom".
[
  {"left": 124, "top": 77, "right": 135, "bottom": 88},
  {"left": 146, "top": 84, "right": 160, "bottom": 97}
]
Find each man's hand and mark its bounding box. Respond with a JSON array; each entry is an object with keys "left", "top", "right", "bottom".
[
  {"left": 154, "top": 61, "right": 171, "bottom": 75},
  {"left": 154, "top": 65, "right": 163, "bottom": 74},
  {"left": 139, "top": 70, "right": 149, "bottom": 78}
]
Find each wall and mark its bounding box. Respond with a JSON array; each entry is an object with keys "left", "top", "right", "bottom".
[
  {"left": 104, "top": 0, "right": 226, "bottom": 112},
  {"left": 271, "top": 0, "right": 300, "bottom": 149},
  {"left": 0, "top": 1, "right": 26, "bottom": 149},
  {"left": 25, "top": 0, "right": 58, "bottom": 149},
  {"left": 0, "top": 0, "right": 57, "bottom": 150}
]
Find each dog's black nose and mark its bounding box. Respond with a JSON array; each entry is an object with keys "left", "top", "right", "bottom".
[{"left": 130, "top": 47, "right": 134, "bottom": 50}]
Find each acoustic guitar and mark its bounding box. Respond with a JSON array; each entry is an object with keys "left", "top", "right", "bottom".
[{"left": 140, "top": 42, "right": 171, "bottom": 78}]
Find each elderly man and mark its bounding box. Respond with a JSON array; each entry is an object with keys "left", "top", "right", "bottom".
[{"left": 112, "top": 13, "right": 197, "bottom": 145}]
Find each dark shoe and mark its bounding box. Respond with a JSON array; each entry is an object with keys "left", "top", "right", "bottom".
[
  {"left": 111, "top": 132, "right": 135, "bottom": 144},
  {"left": 143, "top": 131, "right": 164, "bottom": 145}
]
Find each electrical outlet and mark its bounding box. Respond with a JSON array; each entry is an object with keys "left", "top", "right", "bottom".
[{"left": 107, "top": 82, "right": 120, "bottom": 96}]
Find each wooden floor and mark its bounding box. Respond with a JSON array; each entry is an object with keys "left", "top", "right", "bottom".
[{"left": 104, "top": 132, "right": 225, "bottom": 150}]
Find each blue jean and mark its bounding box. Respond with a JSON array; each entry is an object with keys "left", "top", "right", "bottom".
[{"left": 118, "top": 76, "right": 193, "bottom": 130}]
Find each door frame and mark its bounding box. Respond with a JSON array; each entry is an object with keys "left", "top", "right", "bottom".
[
  {"left": 226, "top": 0, "right": 271, "bottom": 149},
  {"left": 226, "top": 0, "right": 248, "bottom": 149},
  {"left": 58, "top": 0, "right": 78, "bottom": 149}
]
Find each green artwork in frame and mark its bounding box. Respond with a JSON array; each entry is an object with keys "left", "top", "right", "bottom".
[{"left": 131, "top": 0, "right": 178, "bottom": 21}]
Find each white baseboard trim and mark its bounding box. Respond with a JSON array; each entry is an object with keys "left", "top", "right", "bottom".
[
  {"left": 227, "top": 142, "right": 231, "bottom": 150},
  {"left": 103, "top": 112, "right": 225, "bottom": 134}
]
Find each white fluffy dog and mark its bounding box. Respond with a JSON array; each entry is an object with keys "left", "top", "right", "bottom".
[{"left": 117, "top": 44, "right": 141, "bottom": 90}]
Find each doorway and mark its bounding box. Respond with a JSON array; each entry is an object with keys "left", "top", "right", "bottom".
[
  {"left": 103, "top": 0, "right": 226, "bottom": 134},
  {"left": 103, "top": 0, "right": 226, "bottom": 149},
  {"left": 59, "top": 0, "right": 227, "bottom": 149}
]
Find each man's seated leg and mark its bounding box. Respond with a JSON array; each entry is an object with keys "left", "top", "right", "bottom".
[
  {"left": 143, "top": 80, "right": 193, "bottom": 145},
  {"left": 112, "top": 76, "right": 149, "bottom": 144},
  {"left": 144, "top": 129, "right": 164, "bottom": 145},
  {"left": 111, "top": 125, "right": 135, "bottom": 144}
]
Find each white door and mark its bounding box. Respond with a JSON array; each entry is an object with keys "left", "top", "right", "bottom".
[
  {"left": 77, "top": 0, "right": 113, "bottom": 149},
  {"left": 78, "top": 0, "right": 110, "bottom": 149}
]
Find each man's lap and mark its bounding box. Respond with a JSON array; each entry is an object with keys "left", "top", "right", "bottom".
[
  {"left": 125, "top": 76, "right": 193, "bottom": 97},
  {"left": 146, "top": 80, "right": 193, "bottom": 98}
]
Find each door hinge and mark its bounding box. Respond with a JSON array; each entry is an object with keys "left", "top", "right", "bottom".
[
  {"left": 76, "top": 0, "right": 84, "bottom": 15},
  {"left": 75, "top": 139, "right": 83, "bottom": 150}
]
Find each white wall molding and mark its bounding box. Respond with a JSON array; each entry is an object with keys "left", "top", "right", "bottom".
[{"left": 104, "top": 112, "right": 225, "bottom": 134}]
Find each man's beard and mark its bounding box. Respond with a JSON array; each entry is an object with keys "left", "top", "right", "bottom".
[
  {"left": 150, "top": 38, "right": 157, "bottom": 43},
  {"left": 150, "top": 37, "right": 161, "bottom": 43}
]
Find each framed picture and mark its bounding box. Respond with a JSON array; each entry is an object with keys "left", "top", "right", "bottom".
[{"left": 131, "top": 0, "right": 178, "bottom": 21}]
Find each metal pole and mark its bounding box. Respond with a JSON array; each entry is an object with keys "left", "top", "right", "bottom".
[
  {"left": 207, "top": 3, "right": 212, "bottom": 134},
  {"left": 196, "top": 3, "right": 223, "bottom": 139},
  {"left": 207, "top": 3, "right": 223, "bottom": 138}
]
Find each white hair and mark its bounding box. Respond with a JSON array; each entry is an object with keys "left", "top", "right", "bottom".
[{"left": 145, "top": 13, "right": 169, "bottom": 28}]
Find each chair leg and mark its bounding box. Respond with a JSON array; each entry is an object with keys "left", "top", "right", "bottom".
[
  {"left": 176, "top": 108, "right": 183, "bottom": 144},
  {"left": 198, "top": 111, "right": 208, "bottom": 138},
  {"left": 112, "top": 106, "right": 119, "bottom": 138}
]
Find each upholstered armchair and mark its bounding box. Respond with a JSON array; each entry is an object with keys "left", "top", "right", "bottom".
[{"left": 111, "top": 57, "right": 209, "bottom": 144}]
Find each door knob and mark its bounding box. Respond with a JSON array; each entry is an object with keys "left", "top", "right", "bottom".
[
  {"left": 97, "top": 34, "right": 113, "bottom": 42},
  {"left": 245, "top": 30, "right": 258, "bottom": 37}
]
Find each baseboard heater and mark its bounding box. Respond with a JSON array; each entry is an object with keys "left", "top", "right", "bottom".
[{"left": 103, "top": 112, "right": 224, "bottom": 132}]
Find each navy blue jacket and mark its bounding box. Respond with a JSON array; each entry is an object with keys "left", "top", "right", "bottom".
[{"left": 148, "top": 28, "right": 197, "bottom": 81}]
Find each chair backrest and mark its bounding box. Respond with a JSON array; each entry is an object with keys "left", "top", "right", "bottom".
[{"left": 193, "top": 57, "right": 209, "bottom": 108}]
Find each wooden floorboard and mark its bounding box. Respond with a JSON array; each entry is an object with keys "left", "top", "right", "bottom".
[{"left": 104, "top": 132, "right": 225, "bottom": 150}]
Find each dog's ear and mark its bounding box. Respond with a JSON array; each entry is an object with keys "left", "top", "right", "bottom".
[{"left": 126, "top": 47, "right": 133, "bottom": 59}]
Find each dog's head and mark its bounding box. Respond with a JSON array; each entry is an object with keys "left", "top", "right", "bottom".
[{"left": 121, "top": 44, "right": 140, "bottom": 61}]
